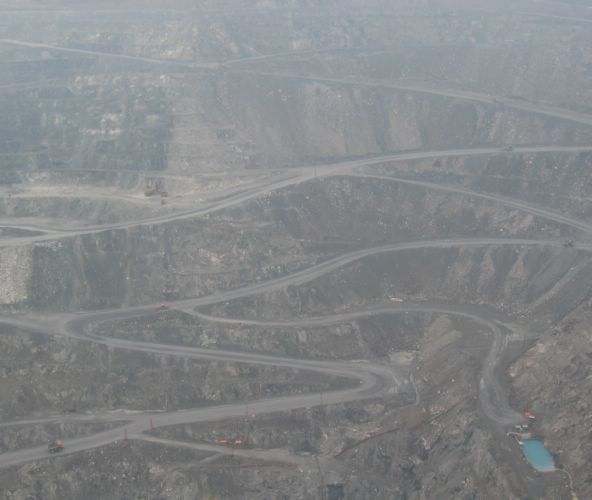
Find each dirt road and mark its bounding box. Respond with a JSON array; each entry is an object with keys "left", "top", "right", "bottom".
[
  {"left": 2, "top": 145, "right": 592, "bottom": 247},
  {"left": 1, "top": 236, "right": 586, "bottom": 468}
]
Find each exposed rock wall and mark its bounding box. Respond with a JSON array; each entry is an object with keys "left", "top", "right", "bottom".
[
  {"left": 1, "top": 173, "right": 577, "bottom": 311},
  {"left": 0, "top": 246, "right": 32, "bottom": 305},
  {"left": 509, "top": 310, "right": 592, "bottom": 499}
]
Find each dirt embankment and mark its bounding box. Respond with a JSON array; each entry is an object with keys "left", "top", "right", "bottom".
[{"left": 509, "top": 308, "right": 592, "bottom": 499}]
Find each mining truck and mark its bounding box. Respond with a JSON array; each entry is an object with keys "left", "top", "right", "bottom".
[
  {"left": 48, "top": 439, "right": 65, "bottom": 454},
  {"left": 144, "top": 177, "right": 166, "bottom": 197},
  {"left": 217, "top": 436, "right": 249, "bottom": 448}
]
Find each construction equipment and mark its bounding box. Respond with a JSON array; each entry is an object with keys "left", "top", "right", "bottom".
[
  {"left": 144, "top": 177, "right": 166, "bottom": 197},
  {"left": 48, "top": 439, "right": 64, "bottom": 454},
  {"left": 217, "top": 436, "right": 248, "bottom": 448},
  {"left": 523, "top": 410, "right": 536, "bottom": 421}
]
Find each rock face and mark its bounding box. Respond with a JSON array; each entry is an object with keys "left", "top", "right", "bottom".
[
  {"left": 0, "top": 173, "right": 583, "bottom": 312},
  {"left": 0, "top": 247, "right": 32, "bottom": 305},
  {"left": 0, "top": 324, "right": 347, "bottom": 420},
  {"left": 259, "top": 39, "right": 592, "bottom": 113},
  {"left": 2, "top": 1, "right": 592, "bottom": 174},
  {"left": 509, "top": 310, "right": 592, "bottom": 499},
  {"left": 367, "top": 151, "right": 592, "bottom": 221},
  {"left": 2, "top": 1, "right": 592, "bottom": 499},
  {"left": 209, "top": 245, "right": 592, "bottom": 323}
]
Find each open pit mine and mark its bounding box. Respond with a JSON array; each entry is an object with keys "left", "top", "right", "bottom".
[{"left": 1, "top": 1, "right": 591, "bottom": 499}]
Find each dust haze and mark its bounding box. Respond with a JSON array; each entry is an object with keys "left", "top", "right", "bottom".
[{"left": 0, "top": 1, "right": 591, "bottom": 499}]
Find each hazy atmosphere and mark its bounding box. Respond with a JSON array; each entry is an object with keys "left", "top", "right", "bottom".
[{"left": 1, "top": 1, "right": 592, "bottom": 499}]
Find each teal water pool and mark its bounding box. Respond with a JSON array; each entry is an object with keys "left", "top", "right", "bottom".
[{"left": 521, "top": 439, "right": 555, "bottom": 472}]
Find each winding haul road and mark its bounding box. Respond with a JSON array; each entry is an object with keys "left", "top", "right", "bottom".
[
  {"left": 2, "top": 145, "right": 592, "bottom": 248},
  {"left": 0, "top": 235, "right": 590, "bottom": 469},
  {"left": 233, "top": 69, "right": 592, "bottom": 128},
  {"left": 0, "top": 38, "right": 219, "bottom": 69},
  {"left": 1, "top": 60, "right": 592, "bottom": 488}
]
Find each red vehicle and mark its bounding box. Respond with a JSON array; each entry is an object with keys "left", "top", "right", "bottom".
[
  {"left": 217, "top": 437, "right": 248, "bottom": 448},
  {"left": 48, "top": 439, "right": 65, "bottom": 454}
]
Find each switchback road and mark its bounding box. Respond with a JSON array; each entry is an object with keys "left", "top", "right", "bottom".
[{"left": 1, "top": 236, "right": 588, "bottom": 468}]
